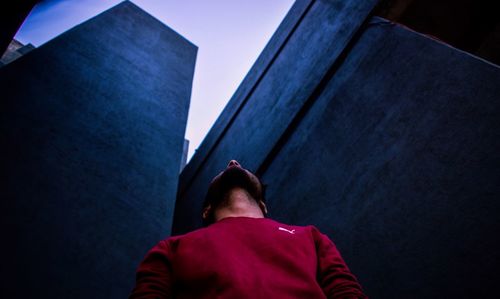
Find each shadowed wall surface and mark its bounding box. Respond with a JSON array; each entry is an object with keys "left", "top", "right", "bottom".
[
  {"left": 175, "top": 0, "right": 380, "bottom": 231},
  {"left": 0, "top": 1, "right": 196, "bottom": 298},
  {"left": 173, "top": 0, "right": 500, "bottom": 298},
  {"left": 262, "top": 18, "right": 500, "bottom": 298}
]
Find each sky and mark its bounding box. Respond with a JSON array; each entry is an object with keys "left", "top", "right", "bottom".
[{"left": 15, "top": 0, "right": 294, "bottom": 161}]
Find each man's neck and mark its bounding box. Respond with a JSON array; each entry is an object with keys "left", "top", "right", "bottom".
[{"left": 214, "top": 188, "right": 264, "bottom": 222}]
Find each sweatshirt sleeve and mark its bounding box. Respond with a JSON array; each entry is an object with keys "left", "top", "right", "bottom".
[
  {"left": 312, "top": 227, "right": 368, "bottom": 299},
  {"left": 129, "top": 240, "right": 174, "bottom": 299}
]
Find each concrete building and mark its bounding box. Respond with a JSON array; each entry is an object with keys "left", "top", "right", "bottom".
[
  {"left": 174, "top": 0, "right": 500, "bottom": 298},
  {"left": 0, "top": 39, "right": 35, "bottom": 66},
  {"left": 2, "top": 0, "right": 499, "bottom": 297},
  {"left": 0, "top": 1, "right": 196, "bottom": 298},
  {"left": 0, "top": 1, "right": 38, "bottom": 56}
]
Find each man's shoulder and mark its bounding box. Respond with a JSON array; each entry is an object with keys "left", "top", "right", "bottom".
[
  {"left": 160, "top": 225, "right": 211, "bottom": 243},
  {"left": 266, "top": 218, "right": 316, "bottom": 229},
  {"left": 265, "top": 219, "right": 334, "bottom": 242},
  {"left": 258, "top": 218, "right": 320, "bottom": 236},
  {"left": 159, "top": 218, "right": 322, "bottom": 245}
]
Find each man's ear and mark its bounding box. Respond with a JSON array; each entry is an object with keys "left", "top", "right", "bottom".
[
  {"left": 202, "top": 204, "right": 212, "bottom": 220},
  {"left": 258, "top": 200, "right": 268, "bottom": 215}
]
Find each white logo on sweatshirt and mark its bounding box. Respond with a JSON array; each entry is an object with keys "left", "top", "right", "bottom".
[{"left": 278, "top": 227, "right": 296, "bottom": 234}]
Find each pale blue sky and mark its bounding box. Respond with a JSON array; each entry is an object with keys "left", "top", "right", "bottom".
[{"left": 15, "top": 0, "right": 294, "bottom": 161}]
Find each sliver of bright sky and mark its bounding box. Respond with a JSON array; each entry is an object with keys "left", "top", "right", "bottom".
[{"left": 15, "top": 0, "right": 294, "bottom": 162}]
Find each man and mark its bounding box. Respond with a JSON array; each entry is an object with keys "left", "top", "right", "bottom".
[{"left": 130, "top": 160, "right": 367, "bottom": 298}]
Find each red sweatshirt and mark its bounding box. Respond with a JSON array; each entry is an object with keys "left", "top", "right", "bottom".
[{"left": 130, "top": 217, "right": 367, "bottom": 298}]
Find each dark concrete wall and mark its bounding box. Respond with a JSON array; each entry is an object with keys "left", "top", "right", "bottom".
[
  {"left": 261, "top": 18, "right": 500, "bottom": 298},
  {"left": 174, "top": 0, "right": 380, "bottom": 232},
  {"left": 173, "top": 0, "right": 500, "bottom": 297},
  {"left": 0, "top": 1, "right": 196, "bottom": 298}
]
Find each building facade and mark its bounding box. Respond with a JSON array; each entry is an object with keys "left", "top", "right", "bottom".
[
  {"left": 0, "top": 2, "right": 196, "bottom": 298},
  {"left": 174, "top": 0, "right": 500, "bottom": 298}
]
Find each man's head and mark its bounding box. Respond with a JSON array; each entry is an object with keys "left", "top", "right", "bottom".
[{"left": 202, "top": 160, "right": 267, "bottom": 225}]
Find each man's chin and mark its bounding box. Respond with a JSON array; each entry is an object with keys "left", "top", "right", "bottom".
[
  {"left": 216, "top": 166, "right": 259, "bottom": 198},
  {"left": 220, "top": 165, "right": 251, "bottom": 185}
]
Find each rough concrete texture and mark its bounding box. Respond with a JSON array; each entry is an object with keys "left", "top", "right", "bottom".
[
  {"left": 174, "top": 0, "right": 379, "bottom": 233},
  {"left": 173, "top": 1, "right": 500, "bottom": 297},
  {"left": 262, "top": 18, "right": 500, "bottom": 298},
  {"left": 0, "top": 1, "right": 196, "bottom": 298}
]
